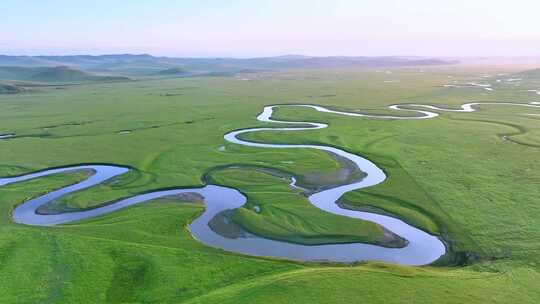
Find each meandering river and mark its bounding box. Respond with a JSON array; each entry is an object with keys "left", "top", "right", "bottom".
[{"left": 2, "top": 102, "right": 539, "bottom": 265}]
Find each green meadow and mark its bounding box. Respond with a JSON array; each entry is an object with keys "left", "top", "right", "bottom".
[{"left": 1, "top": 67, "right": 540, "bottom": 303}]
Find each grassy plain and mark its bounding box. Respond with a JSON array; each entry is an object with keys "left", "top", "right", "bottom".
[{"left": 1, "top": 66, "right": 540, "bottom": 303}]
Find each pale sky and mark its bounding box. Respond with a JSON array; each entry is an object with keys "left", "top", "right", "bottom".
[{"left": 1, "top": 0, "right": 539, "bottom": 57}]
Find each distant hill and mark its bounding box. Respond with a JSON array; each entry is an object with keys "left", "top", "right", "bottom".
[
  {"left": 0, "top": 66, "right": 130, "bottom": 83},
  {"left": 156, "top": 67, "right": 189, "bottom": 76},
  {"left": 514, "top": 68, "right": 540, "bottom": 79},
  {"left": 0, "top": 82, "right": 22, "bottom": 94},
  {"left": 0, "top": 54, "right": 457, "bottom": 76}
]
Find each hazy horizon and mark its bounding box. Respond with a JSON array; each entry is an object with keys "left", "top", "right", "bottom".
[
  {"left": 3, "top": 53, "right": 540, "bottom": 61},
  {"left": 2, "top": 0, "right": 540, "bottom": 58}
]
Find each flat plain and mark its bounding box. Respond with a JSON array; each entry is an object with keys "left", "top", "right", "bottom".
[{"left": 1, "top": 66, "right": 540, "bottom": 303}]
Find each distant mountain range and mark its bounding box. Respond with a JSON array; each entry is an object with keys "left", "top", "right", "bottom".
[{"left": 0, "top": 54, "right": 457, "bottom": 78}]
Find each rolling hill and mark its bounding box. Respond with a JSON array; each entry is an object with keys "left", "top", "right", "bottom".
[
  {"left": 0, "top": 66, "right": 130, "bottom": 83},
  {"left": 155, "top": 67, "right": 190, "bottom": 76},
  {"left": 514, "top": 68, "right": 540, "bottom": 79},
  {"left": 0, "top": 82, "right": 22, "bottom": 94}
]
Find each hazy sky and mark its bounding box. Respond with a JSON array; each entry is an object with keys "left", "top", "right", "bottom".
[{"left": 1, "top": 0, "right": 539, "bottom": 57}]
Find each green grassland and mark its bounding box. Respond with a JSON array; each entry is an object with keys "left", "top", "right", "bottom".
[{"left": 1, "top": 67, "right": 540, "bottom": 303}]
